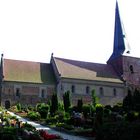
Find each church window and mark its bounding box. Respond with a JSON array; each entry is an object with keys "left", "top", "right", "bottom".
[
  {"left": 113, "top": 88, "right": 117, "bottom": 96},
  {"left": 8, "top": 89, "right": 11, "bottom": 94},
  {"left": 71, "top": 85, "right": 75, "bottom": 93},
  {"left": 129, "top": 65, "right": 134, "bottom": 73},
  {"left": 41, "top": 89, "right": 45, "bottom": 98},
  {"left": 16, "top": 88, "right": 20, "bottom": 98},
  {"left": 86, "top": 86, "right": 90, "bottom": 94},
  {"left": 61, "top": 84, "right": 64, "bottom": 91},
  {"left": 99, "top": 87, "right": 104, "bottom": 96}
]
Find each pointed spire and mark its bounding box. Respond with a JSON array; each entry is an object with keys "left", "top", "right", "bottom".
[{"left": 107, "top": 1, "right": 125, "bottom": 62}]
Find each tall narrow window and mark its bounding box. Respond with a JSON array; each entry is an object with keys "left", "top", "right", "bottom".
[
  {"left": 71, "top": 85, "right": 75, "bottom": 93},
  {"left": 86, "top": 86, "right": 90, "bottom": 94},
  {"left": 113, "top": 88, "right": 117, "bottom": 96},
  {"left": 16, "top": 88, "right": 20, "bottom": 98},
  {"left": 41, "top": 89, "right": 45, "bottom": 98},
  {"left": 129, "top": 65, "right": 134, "bottom": 73},
  {"left": 61, "top": 84, "right": 64, "bottom": 91},
  {"left": 99, "top": 87, "right": 104, "bottom": 96}
]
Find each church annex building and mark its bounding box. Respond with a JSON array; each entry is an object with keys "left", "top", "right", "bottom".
[{"left": 0, "top": 2, "right": 140, "bottom": 108}]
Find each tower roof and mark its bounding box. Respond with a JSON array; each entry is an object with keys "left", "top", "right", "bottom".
[{"left": 107, "top": 1, "right": 125, "bottom": 63}]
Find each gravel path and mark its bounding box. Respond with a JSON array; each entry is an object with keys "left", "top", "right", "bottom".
[{"left": 7, "top": 111, "right": 93, "bottom": 140}]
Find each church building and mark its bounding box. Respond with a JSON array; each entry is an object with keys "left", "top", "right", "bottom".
[{"left": 0, "top": 2, "right": 139, "bottom": 108}]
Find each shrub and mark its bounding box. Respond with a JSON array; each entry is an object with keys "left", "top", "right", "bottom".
[
  {"left": 22, "top": 122, "right": 36, "bottom": 131},
  {"left": 58, "top": 101, "right": 64, "bottom": 111},
  {"left": 27, "top": 105, "right": 34, "bottom": 111},
  {"left": 27, "top": 111, "right": 41, "bottom": 121},
  {"left": 82, "top": 104, "right": 91, "bottom": 118},
  {"left": 55, "top": 110, "right": 65, "bottom": 122},
  {"left": 95, "top": 121, "right": 140, "bottom": 140},
  {"left": 16, "top": 103, "right": 21, "bottom": 112},
  {"left": 56, "top": 123, "right": 74, "bottom": 130},
  {"left": 45, "top": 117, "right": 58, "bottom": 125},
  {"left": 50, "top": 93, "right": 58, "bottom": 116},
  {"left": 36, "top": 103, "right": 49, "bottom": 119},
  {"left": 125, "top": 111, "right": 138, "bottom": 122},
  {"left": 63, "top": 91, "right": 71, "bottom": 112},
  {"left": 91, "top": 89, "right": 98, "bottom": 107},
  {"left": 77, "top": 98, "right": 83, "bottom": 113}
]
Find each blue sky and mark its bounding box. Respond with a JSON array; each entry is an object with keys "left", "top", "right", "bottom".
[{"left": 0, "top": 0, "right": 140, "bottom": 63}]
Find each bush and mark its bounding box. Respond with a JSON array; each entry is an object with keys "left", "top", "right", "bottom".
[
  {"left": 125, "top": 111, "right": 139, "bottom": 122},
  {"left": 77, "top": 99, "right": 83, "bottom": 113},
  {"left": 27, "top": 105, "right": 34, "bottom": 111},
  {"left": 45, "top": 117, "right": 58, "bottom": 125},
  {"left": 95, "top": 121, "right": 140, "bottom": 140},
  {"left": 16, "top": 103, "right": 21, "bottom": 112},
  {"left": 27, "top": 111, "right": 41, "bottom": 121},
  {"left": 22, "top": 122, "right": 36, "bottom": 131},
  {"left": 82, "top": 104, "right": 91, "bottom": 118},
  {"left": 56, "top": 123, "right": 74, "bottom": 130},
  {"left": 55, "top": 110, "right": 65, "bottom": 122},
  {"left": 36, "top": 103, "right": 49, "bottom": 119}
]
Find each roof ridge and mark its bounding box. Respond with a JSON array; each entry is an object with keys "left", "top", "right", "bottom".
[
  {"left": 4, "top": 58, "right": 50, "bottom": 64},
  {"left": 54, "top": 57, "right": 106, "bottom": 65}
]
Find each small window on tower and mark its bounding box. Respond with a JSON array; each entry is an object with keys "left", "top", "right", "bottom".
[{"left": 129, "top": 65, "right": 134, "bottom": 74}]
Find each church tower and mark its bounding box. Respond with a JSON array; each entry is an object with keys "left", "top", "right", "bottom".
[
  {"left": 107, "top": 1, "right": 126, "bottom": 78},
  {"left": 108, "top": 1, "right": 140, "bottom": 88},
  {"left": 108, "top": 1, "right": 125, "bottom": 62}
]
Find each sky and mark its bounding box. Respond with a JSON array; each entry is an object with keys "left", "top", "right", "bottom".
[{"left": 0, "top": 0, "right": 140, "bottom": 64}]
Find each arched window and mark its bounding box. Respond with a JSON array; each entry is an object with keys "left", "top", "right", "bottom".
[
  {"left": 71, "top": 85, "right": 75, "bottom": 93},
  {"left": 113, "top": 88, "right": 117, "bottom": 96},
  {"left": 86, "top": 86, "right": 90, "bottom": 94},
  {"left": 99, "top": 87, "right": 104, "bottom": 96}
]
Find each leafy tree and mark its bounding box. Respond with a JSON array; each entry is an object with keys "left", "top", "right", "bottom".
[
  {"left": 63, "top": 91, "right": 71, "bottom": 112},
  {"left": 91, "top": 89, "right": 98, "bottom": 108}
]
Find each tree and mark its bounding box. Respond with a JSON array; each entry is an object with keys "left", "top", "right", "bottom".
[
  {"left": 123, "top": 89, "right": 133, "bottom": 110},
  {"left": 77, "top": 98, "right": 83, "bottom": 113},
  {"left": 91, "top": 89, "right": 98, "bottom": 108},
  {"left": 133, "top": 88, "right": 140, "bottom": 111},
  {"left": 50, "top": 93, "right": 58, "bottom": 116},
  {"left": 63, "top": 91, "right": 71, "bottom": 112}
]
